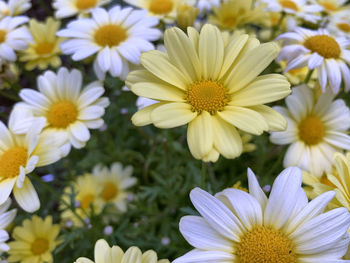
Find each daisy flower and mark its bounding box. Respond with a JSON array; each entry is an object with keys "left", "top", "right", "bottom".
[
  {"left": 75, "top": 239, "right": 169, "bottom": 263},
  {"left": 277, "top": 27, "right": 350, "bottom": 93},
  {"left": 0, "top": 16, "right": 31, "bottom": 62},
  {"left": 20, "top": 17, "right": 62, "bottom": 70},
  {"left": 0, "top": 198, "right": 16, "bottom": 253},
  {"left": 128, "top": 24, "right": 290, "bottom": 162},
  {"left": 123, "top": 0, "right": 184, "bottom": 22},
  {"left": 57, "top": 6, "right": 161, "bottom": 80},
  {"left": 270, "top": 85, "right": 350, "bottom": 177},
  {"left": 53, "top": 0, "right": 111, "bottom": 19},
  {"left": 0, "top": 107, "right": 63, "bottom": 212},
  {"left": 174, "top": 166, "right": 350, "bottom": 263},
  {"left": 208, "top": 0, "right": 266, "bottom": 30},
  {"left": 262, "top": 0, "right": 323, "bottom": 23},
  {"left": 61, "top": 174, "right": 102, "bottom": 226},
  {"left": 18, "top": 67, "right": 110, "bottom": 155},
  {"left": 327, "top": 15, "right": 350, "bottom": 37},
  {"left": 8, "top": 215, "right": 61, "bottom": 263},
  {"left": 93, "top": 162, "right": 137, "bottom": 212},
  {"left": 0, "top": 0, "right": 31, "bottom": 18},
  {"left": 315, "top": 0, "right": 350, "bottom": 14}
]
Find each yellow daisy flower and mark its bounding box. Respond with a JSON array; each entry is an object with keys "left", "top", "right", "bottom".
[
  {"left": 93, "top": 162, "right": 136, "bottom": 212},
  {"left": 61, "top": 174, "right": 102, "bottom": 226},
  {"left": 128, "top": 24, "right": 290, "bottom": 162},
  {"left": 208, "top": 0, "right": 266, "bottom": 30},
  {"left": 8, "top": 215, "right": 61, "bottom": 263},
  {"left": 75, "top": 239, "right": 169, "bottom": 263},
  {"left": 20, "top": 18, "right": 62, "bottom": 71}
]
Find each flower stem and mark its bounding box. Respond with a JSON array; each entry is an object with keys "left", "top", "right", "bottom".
[
  {"left": 304, "top": 69, "right": 314, "bottom": 84},
  {"left": 201, "top": 161, "right": 207, "bottom": 189}
]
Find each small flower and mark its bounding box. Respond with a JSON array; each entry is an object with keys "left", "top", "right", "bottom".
[
  {"left": 270, "top": 85, "right": 350, "bottom": 177},
  {"left": 128, "top": 24, "right": 290, "bottom": 162},
  {"left": 57, "top": 6, "right": 161, "bottom": 80},
  {"left": 0, "top": 0, "right": 31, "bottom": 18},
  {"left": 174, "top": 167, "right": 350, "bottom": 262},
  {"left": 277, "top": 27, "right": 350, "bottom": 93},
  {"left": 0, "top": 16, "right": 31, "bottom": 62},
  {"left": 0, "top": 198, "right": 16, "bottom": 254},
  {"left": 93, "top": 162, "right": 137, "bottom": 213},
  {"left": 176, "top": 3, "right": 199, "bottom": 31},
  {"left": 74, "top": 239, "right": 170, "bottom": 263},
  {"left": 20, "top": 17, "right": 62, "bottom": 70},
  {"left": 18, "top": 67, "right": 110, "bottom": 155},
  {"left": 8, "top": 215, "right": 61, "bottom": 263},
  {"left": 53, "top": 0, "right": 111, "bottom": 19},
  {"left": 316, "top": 0, "right": 350, "bottom": 14}
]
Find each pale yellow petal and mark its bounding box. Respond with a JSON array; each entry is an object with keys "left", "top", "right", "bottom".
[
  {"left": 187, "top": 111, "right": 213, "bottom": 160},
  {"left": 132, "top": 82, "right": 185, "bottom": 102},
  {"left": 151, "top": 103, "right": 197, "bottom": 128},
  {"left": 131, "top": 103, "right": 164, "bottom": 126},
  {"left": 142, "top": 250, "right": 157, "bottom": 263},
  {"left": 203, "top": 148, "right": 220, "bottom": 162},
  {"left": 218, "top": 106, "right": 268, "bottom": 135},
  {"left": 187, "top": 27, "right": 199, "bottom": 54},
  {"left": 249, "top": 105, "right": 287, "bottom": 131},
  {"left": 122, "top": 247, "right": 142, "bottom": 263}
]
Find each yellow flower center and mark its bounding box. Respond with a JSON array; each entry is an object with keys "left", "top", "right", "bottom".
[
  {"left": 279, "top": 0, "right": 298, "bottom": 10},
  {"left": 101, "top": 182, "right": 118, "bottom": 201},
  {"left": 35, "top": 42, "right": 54, "bottom": 55},
  {"left": 80, "top": 193, "right": 95, "bottom": 210},
  {"left": 186, "top": 80, "right": 229, "bottom": 114},
  {"left": 304, "top": 35, "right": 341, "bottom": 59},
  {"left": 320, "top": 2, "right": 337, "bottom": 11},
  {"left": 31, "top": 238, "right": 49, "bottom": 255},
  {"left": 337, "top": 23, "right": 350, "bottom": 32},
  {"left": 94, "top": 25, "right": 127, "bottom": 47},
  {"left": 320, "top": 174, "right": 336, "bottom": 187},
  {"left": 223, "top": 16, "right": 237, "bottom": 27},
  {"left": 75, "top": 0, "right": 97, "bottom": 10},
  {"left": 298, "top": 116, "right": 325, "bottom": 145},
  {"left": 0, "top": 29, "right": 7, "bottom": 43},
  {"left": 149, "top": 0, "right": 173, "bottom": 14},
  {"left": 0, "top": 147, "right": 27, "bottom": 179},
  {"left": 236, "top": 226, "right": 296, "bottom": 263},
  {"left": 47, "top": 101, "right": 78, "bottom": 128}
]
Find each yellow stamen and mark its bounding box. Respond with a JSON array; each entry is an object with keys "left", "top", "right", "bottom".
[
  {"left": 35, "top": 42, "right": 54, "bottom": 55},
  {"left": 298, "top": 115, "right": 325, "bottom": 145},
  {"left": 149, "top": 0, "right": 173, "bottom": 14},
  {"left": 80, "top": 194, "right": 94, "bottom": 210},
  {"left": 0, "top": 147, "right": 27, "bottom": 179},
  {"left": 186, "top": 80, "right": 229, "bottom": 114},
  {"left": 0, "top": 30, "right": 6, "bottom": 43},
  {"left": 337, "top": 23, "right": 350, "bottom": 33},
  {"left": 223, "top": 17, "right": 237, "bottom": 27},
  {"left": 47, "top": 101, "right": 78, "bottom": 128},
  {"left": 94, "top": 25, "right": 127, "bottom": 47},
  {"left": 279, "top": 0, "right": 298, "bottom": 11},
  {"left": 237, "top": 226, "right": 296, "bottom": 263},
  {"left": 320, "top": 2, "right": 337, "bottom": 11},
  {"left": 75, "top": 0, "right": 97, "bottom": 10},
  {"left": 31, "top": 238, "right": 49, "bottom": 255},
  {"left": 304, "top": 35, "right": 341, "bottom": 59},
  {"left": 101, "top": 182, "right": 118, "bottom": 201}
]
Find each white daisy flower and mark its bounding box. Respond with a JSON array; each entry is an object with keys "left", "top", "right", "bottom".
[
  {"left": 57, "top": 6, "right": 161, "bottom": 80},
  {"left": 174, "top": 166, "right": 350, "bottom": 263},
  {"left": 0, "top": 0, "right": 31, "bottom": 18},
  {"left": 53, "top": 0, "right": 111, "bottom": 19},
  {"left": 277, "top": 27, "right": 350, "bottom": 93},
  {"left": 0, "top": 107, "right": 64, "bottom": 212},
  {"left": 315, "top": 0, "right": 350, "bottom": 14},
  {"left": 18, "top": 67, "right": 110, "bottom": 156},
  {"left": 270, "top": 85, "right": 350, "bottom": 177},
  {"left": 0, "top": 16, "right": 31, "bottom": 62},
  {"left": 0, "top": 198, "right": 16, "bottom": 253},
  {"left": 327, "top": 15, "right": 350, "bottom": 37},
  {"left": 262, "top": 0, "right": 323, "bottom": 23}
]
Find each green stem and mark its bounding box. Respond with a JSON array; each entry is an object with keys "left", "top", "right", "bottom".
[
  {"left": 0, "top": 90, "right": 19, "bottom": 101},
  {"left": 201, "top": 162, "right": 207, "bottom": 189},
  {"left": 304, "top": 69, "right": 314, "bottom": 84},
  {"left": 270, "top": 12, "right": 286, "bottom": 40}
]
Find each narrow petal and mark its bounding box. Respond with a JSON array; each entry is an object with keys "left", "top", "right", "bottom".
[{"left": 13, "top": 177, "right": 40, "bottom": 213}]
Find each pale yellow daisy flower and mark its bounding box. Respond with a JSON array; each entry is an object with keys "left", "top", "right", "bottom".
[
  {"left": 20, "top": 17, "right": 62, "bottom": 70},
  {"left": 75, "top": 239, "right": 169, "bottom": 263},
  {"left": 128, "top": 24, "right": 290, "bottom": 162},
  {"left": 8, "top": 215, "right": 61, "bottom": 263},
  {"left": 93, "top": 162, "right": 136, "bottom": 212}
]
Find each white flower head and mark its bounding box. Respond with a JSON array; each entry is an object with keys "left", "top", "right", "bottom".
[
  {"left": 0, "top": 0, "right": 31, "bottom": 18},
  {"left": 0, "top": 16, "right": 31, "bottom": 62},
  {"left": 53, "top": 0, "right": 111, "bottom": 19},
  {"left": 57, "top": 6, "right": 161, "bottom": 80},
  {"left": 270, "top": 85, "right": 350, "bottom": 177},
  {"left": 277, "top": 27, "right": 350, "bottom": 93},
  {"left": 18, "top": 67, "right": 110, "bottom": 156},
  {"left": 0, "top": 198, "right": 16, "bottom": 253},
  {"left": 175, "top": 167, "right": 350, "bottom": 262}
]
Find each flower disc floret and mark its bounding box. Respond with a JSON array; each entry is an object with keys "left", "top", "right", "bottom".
[
  {"left": 149, "top": 0, "right": 173, "bottom": 14},
  {"left": 304, "top": 35, "right": 341, "bottom": 59},
  {"left": 279, "top": 0, "right": 298, "bottom": 11},
  {"left": 0, "top": 147, "right": 27, "bottom": 179},
  {"left": 298, "top": 115, "right": 325, "bottom": 145},
  {"left": 76, "top": 0, "right": 96, "bottom": 10},
  {"left": 94, "top": 25, "right": 127, "bottom": 47},
  {"left": 47, "top": 101, "right": 78, "bottom": 128},
  {"left": 0, "top": 29, "right": 6, "bottom": 43},
  {"left": 31, "top": 238, "right": 49, "bottom": 255}
]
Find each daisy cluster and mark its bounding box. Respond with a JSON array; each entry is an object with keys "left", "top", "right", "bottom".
[{"left": 0, "top": 0, "right": 348, "bottom": 262}]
